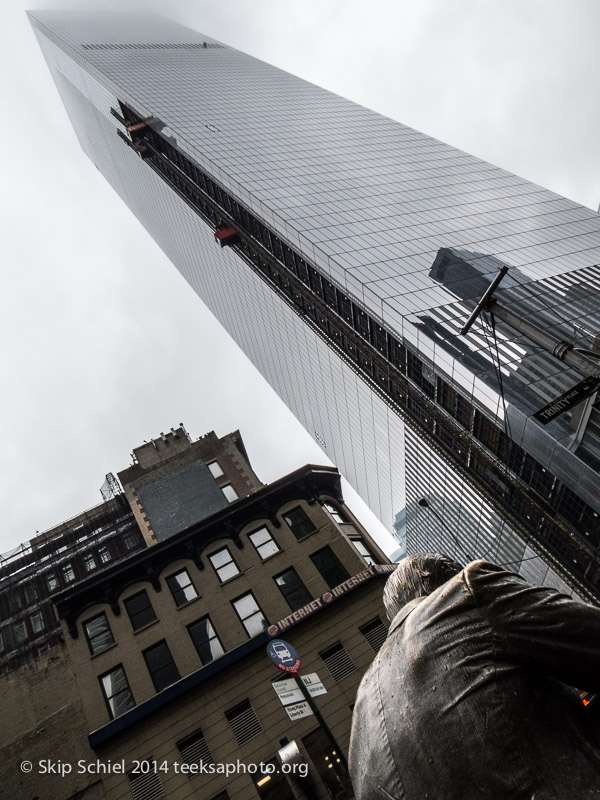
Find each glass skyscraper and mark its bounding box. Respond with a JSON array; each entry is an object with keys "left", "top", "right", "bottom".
[{"left": 29, "top": 11, "right": 600, "bottom": 601}]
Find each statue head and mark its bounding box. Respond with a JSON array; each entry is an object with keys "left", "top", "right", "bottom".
[{"left": 383, "top": 553, "right": 464, "bottom": 621}]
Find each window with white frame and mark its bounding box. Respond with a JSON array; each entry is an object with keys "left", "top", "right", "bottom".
[
  {"left": 209, "top": 547, "right": 240, "bottom": 582},
  {"left": 99, "top": 665, "right": 135, "bottom": 719},
  {"left": 351, "top": 538, "right": 376, "bottom": 565},
  {"left": 166, "top": 569, "right": 198, "bottom": 606},
  {"left": 221, "top": 484, "right": 238, "bottom": 503},
  {"left": 208, "top": 461, "right": 224, "bottom": 479},
  {"left": 232, "top": 592, "right": 267, "bottom": 637},
  {"left": 324, "top": 502, "right": 346, "bottom": 524},
  {"left": 248, "top": 527, "right": 280, "bottom": 560}
]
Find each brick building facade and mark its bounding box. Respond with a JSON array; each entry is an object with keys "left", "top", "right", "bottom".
[{"left": 1, "top": 428, "right": 394, "bottom": 800}]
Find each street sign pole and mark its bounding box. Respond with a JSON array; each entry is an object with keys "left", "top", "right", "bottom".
[
  {"left": 291, "top": 672, "right": 349, "bottom": 773},
  {"left": 267, "top": 640, "right": 349, "bottom": 771}
]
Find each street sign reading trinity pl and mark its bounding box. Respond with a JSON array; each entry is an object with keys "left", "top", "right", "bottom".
[{"left": 533, "top": 376, "right": 600, "bottom": 424}]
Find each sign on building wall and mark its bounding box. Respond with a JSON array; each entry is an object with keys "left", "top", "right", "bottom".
[{"left": 267, "top": 564, "right": 397, "bottom": 637}]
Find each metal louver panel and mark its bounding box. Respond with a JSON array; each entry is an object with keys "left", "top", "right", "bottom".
[
  {"left": 127, "top": 764, "right": 164, "bottom": 800},
  {"left": 225, "top": 700, "right": 263, "bottom": 745},
  {"left": 177, "top": 728, "right": 214, "bottom": 767},
  {"left": 320, "top": 642, "right": 356, "bottom": 682},
  {"left": 360, "top": 618, "right": 388, "bottom": 653}
]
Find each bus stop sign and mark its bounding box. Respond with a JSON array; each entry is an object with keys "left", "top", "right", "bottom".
[{"left": 267, "top": 639, "right": 301, "bottom": 673}]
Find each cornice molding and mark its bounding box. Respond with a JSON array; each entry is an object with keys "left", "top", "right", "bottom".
[{"left": 55, "top": 465, "right": 342, "bottom": 637}]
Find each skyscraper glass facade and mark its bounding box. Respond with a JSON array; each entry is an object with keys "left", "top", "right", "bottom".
[{"left": 29, "top": 11, "right": 600, "bottom": 601}]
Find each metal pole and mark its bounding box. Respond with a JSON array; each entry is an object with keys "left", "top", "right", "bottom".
[
  {"left": 459, "top": 266, "right": 509, "bottom": 336},
  {"left": 458, "top": 264, "right": 600, "bottom": 378},
  {"left": 293, "top": 674, "right": 349, "bottom": 772},
  {"left": 488, "top": 300, "right": 600, "bottom": 378}
]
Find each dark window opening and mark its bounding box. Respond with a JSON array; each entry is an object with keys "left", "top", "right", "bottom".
[
  {"left": 143, "top": 640, "right": 180, "bottom": 692},
  {"left": 253, "top": 757, "right": 296, "bottom": 799},
  {"left": 274, "top": 568, "right": 312, "bottom": 611},
  {"left": 124, "top": 590, "right": 156, "bottom": 631},
  {"left": 353, "top": 307, "right": 370, "bottom": 338},
  {"left": 283, "top": 506, "right": 316, "bottom": 540},
  {"left": 188, "top": 616, "right": 225, "bottom": 664},
  {"left": 311, "top": 546, "right": 349, "bottom": 588}
]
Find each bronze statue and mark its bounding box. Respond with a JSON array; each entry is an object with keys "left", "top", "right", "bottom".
[{"left": 349, "top": 555, "right": 600, "bottom": 799}]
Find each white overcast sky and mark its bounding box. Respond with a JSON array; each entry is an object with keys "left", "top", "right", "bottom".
[{"left": 1, "top": 0, "right": 599, "bottom": 556}]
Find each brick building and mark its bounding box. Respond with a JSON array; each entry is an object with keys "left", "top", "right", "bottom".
[
  {"left": 0, "top": 426, "right": 258, "bottom": 675},
  {"left": 1, "top": 427, "right": 393, "bottom": 800}
]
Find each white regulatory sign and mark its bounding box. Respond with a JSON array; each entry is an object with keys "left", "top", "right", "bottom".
[
  {"left": 301, "top": 672, "right": 327, "bottom": 697},
  {"left": 273, "top": 677, "right": 297, "bottom": 694},
  {"left": 272, "top": 678, "right": 303, "bottom": 706},
  {"left": 273, "top": 673, "right": 327, "bottom": 708},
  {"left": 285, "top": 701, "right": 314, "bottom": 721}
]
